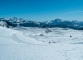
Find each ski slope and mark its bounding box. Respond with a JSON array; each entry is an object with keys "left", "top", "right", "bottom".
[{"left": 0, "top": 27, "right": 83, "bottom": 60}]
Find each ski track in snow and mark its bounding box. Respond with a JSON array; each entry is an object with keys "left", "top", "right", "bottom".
[
  {"left": 12, "top": 33, "right": 28, "bottom": 44},
  {"left": 11, "top": 29, "right": 47, "bottom": 45},
  {"left": 0, "top": 27, "right": 83, "bottom": 60}
]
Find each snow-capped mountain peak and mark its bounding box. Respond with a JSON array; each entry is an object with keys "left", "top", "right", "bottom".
[{"left": 0, "top": 17, "right": 83, "bottom": 30}]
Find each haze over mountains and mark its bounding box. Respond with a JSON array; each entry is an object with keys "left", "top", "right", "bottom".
[{"left": 0, "top": 17, "right": 83, "bottom": 30}]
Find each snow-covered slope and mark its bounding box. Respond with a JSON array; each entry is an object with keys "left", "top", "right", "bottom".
[
  {"left": 0, "top": 27, "right": 83, "bottom": 60},
  {"left": 0, "top": 20, "right": 7, "bottom": 27},
  {"left": 0, "top": 27, "right": 18, "bottom": 44}
]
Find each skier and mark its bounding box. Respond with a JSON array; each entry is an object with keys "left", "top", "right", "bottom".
[
  {"left": 49, "top": 41, "right": 51, "bottom": 44},
  {"left": 70, "top": 35, "right": 72, "bottom": 37}
]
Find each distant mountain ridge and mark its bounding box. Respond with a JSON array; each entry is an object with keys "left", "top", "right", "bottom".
[{"left": 0, "top": 17, "right": 83, "bottom": 30}]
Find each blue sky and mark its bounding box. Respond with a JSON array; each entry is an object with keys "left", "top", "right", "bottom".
[{"left": 0, "top": 0, "right": 83, "bottom": 21}]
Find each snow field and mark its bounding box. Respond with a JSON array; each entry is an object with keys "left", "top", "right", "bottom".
[{"left": 0, "top": 27, "right": 83, "bottom": 60}]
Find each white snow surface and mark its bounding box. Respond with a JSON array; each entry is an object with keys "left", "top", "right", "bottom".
[
  {"left": 0, "top": 21, "right": 7, "bottom": 26},
  {"left": 0, "top": 27, "right": 83, "bottom": 60}
]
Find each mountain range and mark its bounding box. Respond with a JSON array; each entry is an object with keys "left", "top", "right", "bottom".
[{"left": 0, "top": 17, "right": 83, "bottom": 30}]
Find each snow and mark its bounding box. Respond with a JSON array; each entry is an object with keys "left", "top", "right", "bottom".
[
  {"left": 0, "top": 21, "right": 7, "bottom": 26},
  {"left": 0, "top": 27, "right": 83, "bottom": 60}
]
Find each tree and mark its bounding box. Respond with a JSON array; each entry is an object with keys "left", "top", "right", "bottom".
[{"left": 45, "top": 28, "right": 52, "bottom": 34}]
